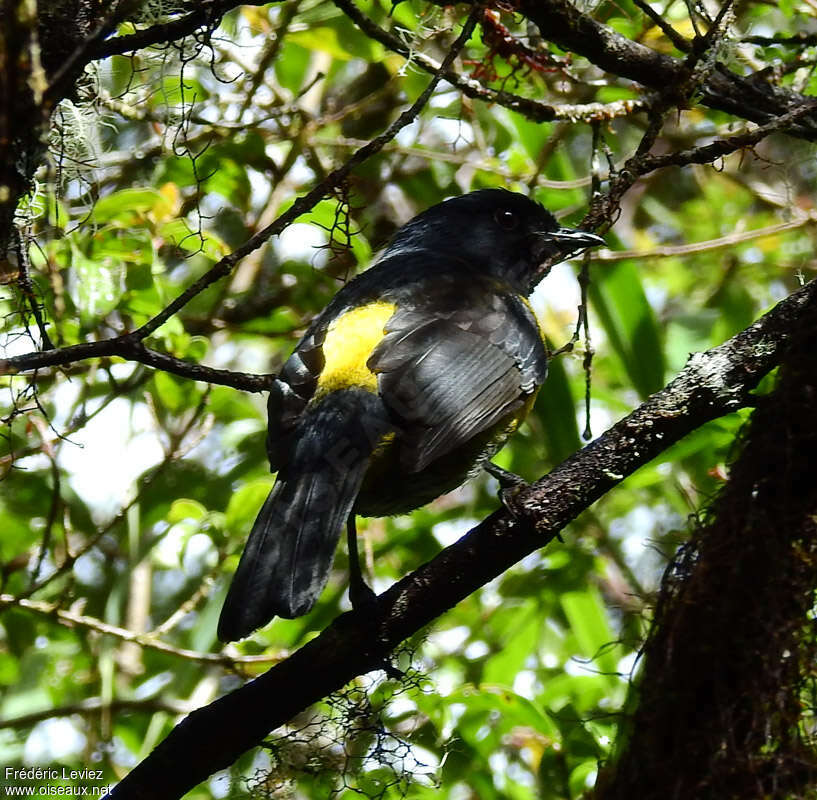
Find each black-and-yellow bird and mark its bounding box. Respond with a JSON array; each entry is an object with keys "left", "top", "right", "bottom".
[{"left": 217, "top": 189, "right": 603, "bottom": 641}]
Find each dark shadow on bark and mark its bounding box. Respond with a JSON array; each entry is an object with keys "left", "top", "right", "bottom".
[{"left": 597, "top": 291, "right": 817, "bottom": 799}]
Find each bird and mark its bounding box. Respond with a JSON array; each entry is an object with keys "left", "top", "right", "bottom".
[{"left": 217, "top": 188, "right": 604, "bottom": 642}]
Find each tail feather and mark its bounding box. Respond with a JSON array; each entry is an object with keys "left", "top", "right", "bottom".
[{"left": 217, "top": 390, "right": 390, "bottom": 642}]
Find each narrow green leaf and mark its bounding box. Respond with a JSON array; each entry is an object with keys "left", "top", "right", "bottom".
[
  {"left": 90, "top": 188, "right": 166, "bottom": 224},
  {"left": 589, "top": 260, "right": 665, "bottom": 398},
  {"left": 535, "top": 354, "right": 582, "bottom": 462},
  {"left": 560, "top": 587, "right": 621, "bottom": 679},
  {"left": 483, "top": 606, "right": 541, "bottom": 684}
]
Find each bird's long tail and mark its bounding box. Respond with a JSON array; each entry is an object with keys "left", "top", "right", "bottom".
[{"left": 217, "top": 389, "right": 391, "bottom": 642}]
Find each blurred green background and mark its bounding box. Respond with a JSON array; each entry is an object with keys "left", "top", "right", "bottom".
[{"left": 1, "top": 0, "right": 816, "bottom": 797}]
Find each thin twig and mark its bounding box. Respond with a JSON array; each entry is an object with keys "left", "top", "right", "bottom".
[
  {"left": 0, "top": 369, "right": 150, "bottom": 470},
  {"left": 19, "top": 387, "right": 212, "bottom": 599},
  {"left": 2, "top": 5, "right": 482, "bottom": 384},
  {"left": 582, "top": 101, "right": 817, "bottom": 231},
  {"left": 632, "top": 0, "right": 692, "bottom": 52},
  {"left": 743, "top": 32, "right": 817, "bottom": 46},
  {"left": 592, "top": 216, "right": 817, "bottom": 262},
  {"left": 27, "top": 415, "right": 61, "bottom": 584},
  {"left": 640, "top": 102, "right": 817, "bottom": 171},
  {"left": 92, "top": 0, "right": 271, "bottom": 60},
  {"left": 151, "top": 576, "right": 217, "bottom": 637},
  {"left": 0, "top": 697, "right": 196, "bottom": 731},
  {"left": 0, "top": 594, "right": 284, "bottom": 666},
  {"left": 333, "top": 0, "right": 648, "bottom": 125},
  {"left": 237, "top": 0, "right": 302, "bottom": 118},
  {"left": 13, "top": 227, "right": 53, "bottom": 350}
]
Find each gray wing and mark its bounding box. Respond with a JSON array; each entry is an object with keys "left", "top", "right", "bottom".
[{"left": 368, "top": 293, "right": 546, "bottom": 472}]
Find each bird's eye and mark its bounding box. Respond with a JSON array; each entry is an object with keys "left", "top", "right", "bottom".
[{"left": 494, "top": 209, "right": 519, "bottom": 230}]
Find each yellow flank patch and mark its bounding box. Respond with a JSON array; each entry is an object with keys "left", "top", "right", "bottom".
[
  {"left": 505, "top": 391, "right": 538, "bottom": 435},
  {"left": 316, "top": 301, "right": 397, "bottom": 395}
]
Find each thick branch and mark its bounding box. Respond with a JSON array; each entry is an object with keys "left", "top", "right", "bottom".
[
  {"left": 107, "top": 278, "right": 817, "bottom": 800},
  {"left": 334, "top": 0, "right": 648, "bottom": 124},
  {"left": 426, "top": 0, "right": 817, "bottom": 140},
  {"left": 598, "top": 287, "right": 817, "bottom": 799},
  {"left": 526, "top": 0, "right": 817, "bottom": 138},
  {"left": 43, "top": 0, "right": 140, "bottom": 108}
]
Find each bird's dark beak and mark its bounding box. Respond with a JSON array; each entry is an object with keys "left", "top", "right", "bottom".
[
  {"left": 527, "top": 226, "right": 605, "bottom": 291},
  {"left": 549, "top": 227, "right": 606, "bottom": 258}
]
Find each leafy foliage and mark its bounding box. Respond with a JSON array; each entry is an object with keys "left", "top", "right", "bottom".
[{"left": 1, "top": 0, "right": 816, "bottom": 798}]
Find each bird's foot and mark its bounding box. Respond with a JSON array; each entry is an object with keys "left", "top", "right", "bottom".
[
  {"left": 484, "top": 461, "right": 527, "bottom": 490},
  {"left": 349, "top": 574, "right": 378, "bottom": 615},
  {"left": 484, "top": 461, "right": 530, "bottom": 514},
  {"left": 484, "top": 462, "right": 563, "bottom": 542},
  {"left": 348, "top": 569, "right": 403, "bottom": 679}
]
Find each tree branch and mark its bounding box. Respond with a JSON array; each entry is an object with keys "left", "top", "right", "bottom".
[
  {"left": 334, "top": 0, "right": 649, "bottom": 124},
  {"left": 429, "top": 0, "right": 817, "bottom": 140},
  {"left": 592, "top": 215, "right": 817, "bottom": 262},
  {"left": 631, "top": 0, "right": 691, "bottom": 53},
  {"left": 0, "top": 697, "right": 195, "bottom": 731},
  {"left": 0, "top": 593, "right": 282, "bottom": 667},
  {"left": 43, "top": 0, "right": 141, "bottom": 109},
  {"left": 106, "top": 278, "right": 817, "bottom": 800},
  {"left": 91, "top": 0, "right": 272, "bottom": 60},
  {"left": 596, "top": 282, "right": 817, "bottom": 799},
  {"left": 2, "top": 7, "right": 481, "bottom": 386},
  {"left": 742, "top": 32, "right": 817, "bottom": 47},
  {"left": 0, "top": 336, "right": 270, "bottom": 391},
  {"left": 581, "top": 100, "right": 817, "bottom": 231},
  {"left": 13, "top": 59, "right": 808, "bottom": 386}
]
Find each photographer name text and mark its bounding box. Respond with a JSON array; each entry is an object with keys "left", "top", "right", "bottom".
[{"left": 4, "top": 769, "right": 104, "bottom": 782}]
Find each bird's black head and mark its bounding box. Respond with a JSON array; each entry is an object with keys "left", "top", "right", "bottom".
[{"left": 384, "top": 188, "right": 604, "bottom": 294}]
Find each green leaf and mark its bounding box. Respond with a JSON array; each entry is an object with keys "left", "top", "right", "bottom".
[
  {"left": 511, "top": 112, "right": 554, "bottom": 161},
  {"left": 69, "top": 245, "right": 125, "bottom": 323},
  {"left": 483, "top": 604, "right": 541, "bottom": 684},
  {"left": 226, "top": 478, "right": 274, "bottom": 533},
  {"left": 589, "top": 260, "right": 665, "bottom": 398},
  {"left": 535, "top": 354, "right": 582, "bottom": 462},
  {"left": 288, "top": 16, "right": 383, "bottom": 61},
  {"left": 560, "top": 587, "right": 621, "bottom": 679},
  {"left": 153, "top": 371, "right": 185, "bottom": 413},
  {"left": 90, "top": 188, "right": 168, "bottom": 224},
  {"left": 569, "top": 758, "right": 598, "bottom": 798},
  {"left": 274, "top": 41, "right": 311, "bottom": 93},
  {"left": 158, "top": 219, "right": 228, "bottom": 260},
  {"left": 153, "top": 75, "right": 210, "bottom": 109},
  {"left": 447, "top": 684, "right": 557, "bottom": 741},
  {"left": 167, "top": 498, "right": 208, "bottom": 524}
]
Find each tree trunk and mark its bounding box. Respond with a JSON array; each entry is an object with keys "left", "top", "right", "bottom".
[{"left": 597, "top": 293, "right": 817, "bottom": 799}]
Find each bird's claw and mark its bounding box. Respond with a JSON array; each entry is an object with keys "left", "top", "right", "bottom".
[
  {"left": 349, "top": 577, "right": 378, "bottom": 615},
  {"left": 484, "top": 462, "right": 564, "bottom": 542}
]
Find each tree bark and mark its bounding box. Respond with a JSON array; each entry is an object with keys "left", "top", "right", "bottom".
[
  {"left": 106, "top": 280, "right": 817, "bottom": 799},
  {"left": 596, "top": 286, "right": 817, "bottom": 799}
]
